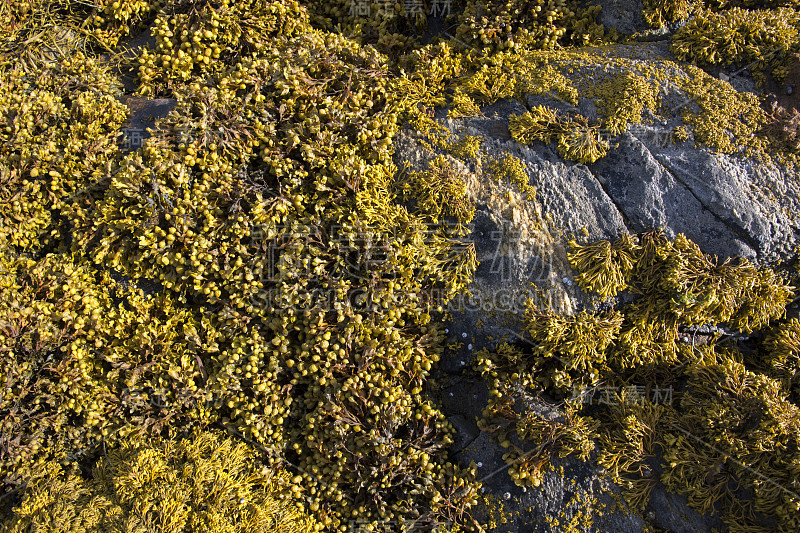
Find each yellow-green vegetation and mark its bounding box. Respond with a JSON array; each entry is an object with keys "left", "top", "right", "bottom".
[
  {"left": 642, "top": 0, "right": 696, "bottom": 28},
  {"left": 0, "top": 53, "right": 127, "bottom": 252},
  {"left": 671, "top": 7, "right": 800, "bottom": 86},
  {"left": 0, "top": 0, "right": 161, "bottom": 67},
  {"left": 394, "top": 41, "right": 799, "bottom": 166},
  {"left": 679, "top": 65, "right": 771, "bottom": 157},
  {"left": 0, "top": 429, "right": 321, "bottom": 532},
  {"left": 587, "top": 72, "right": 661, "bottom": 136},
  {"left": 474, "top": 342, "right": 601, "bottom": 487},
  {"left": 303, "top": 0, "right": 427, "bottom": 55},
  {"left": 567, "top": 233, "right": 639, "bottom": 298},
  {"left": 399, "top": 155, "right": 476, "bottom": 226},
  {"left": 763, "top": 318, "right": 800, "bottom": 395},
  {"left": 454, "top": 0, "right": 609, "bottom": 52},
  {"left": 475, "top": 231, "right": 800, "bottom": 531},
  {"left": 4, "top": 0, "right": 800, "bottom": 531},
  {"left": 509, "top": 106, "right": 609, "bottom": 163},
  {"left": 0, "top": 2, "right": 487, "bottom": 531},
  {"left": 0, "top": 249, "right": 224, "bottom": 483},
  {"left": 761, "top": 101, "right": 800, "bottom": 163},
  {"left": 137, "top": 0, "right": 310, "bottom": 95},
  {"left": 484, "top": 153, "right": 536, "bottom": 200},
  {"left": 597, "top": 397, "right": 669, "bottom": 512}
]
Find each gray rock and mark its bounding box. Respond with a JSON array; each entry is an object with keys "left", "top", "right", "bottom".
[
  {"left": 589, "top": 132, "right": 758, "bottom": 260},
  {"left": 391, "top": 41, "right": 800, "bottom": 533},
  {"left": 120, "top": 97, "right": 178, "bottom": 152},
  {"left": 651, "top": 148, "right": 799, "bottom": 261},
  {"left": 594, "top": 0, "right": 650, "bottom": 36}
]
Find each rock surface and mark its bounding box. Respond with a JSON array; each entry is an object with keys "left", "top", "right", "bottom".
[{"left": 391, "top": 40, "right": 800, "bottom": 532}]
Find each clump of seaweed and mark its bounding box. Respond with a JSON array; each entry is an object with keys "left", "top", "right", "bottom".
[
  {"left": 677, "top": 64, "right": 770, "bottom": 157},
  {"left": 474, "top": 343, "right": 600, "bottom": 487},
  {"left": 662, "top": 357, "right": 800, "bottom": 532},
  {"left": 1, "top": 430, "right": 322, "bottom": 532},
  {"left": 303, "top": 0, "right": 428, "bottom": 55},
  {"left": 509, "top": 106, "right": 610, "bottom": 163},
  {"left": 400, "top": 155, "right": 476, "bottom": 226},
  {"left": 454, "top": 0, "right": 609, "bottom": 52},
  {"left": 1, "top": 4, "right": 486, "bottom": 531},
  {"left": 0, "top": 52, "right": 127, "bottom": 253},
  {"left": 597, "top": 396, "right": 676, "bottom": 512},
  {"left": 475, "top": 230, "right": 799, "bottom": 531},
  {"left": 671, "top": 7, "right": 800, "bottom": 87},
  {"left": 760, "top": 100, "right": 800, "bottom": 163},
  {"left": 484, "top": 153, "right": 536, "bottom": 200},
  {"left": 641, "top": 0, "right": 697, "bottom": 28},
  {"left": 763, "top": 318, "right": 800, "bottom": 395},
  {"left": 567, "top": 233, "right": 640, "bottom": 298},
  {"left": 588, "top": 71, "right": 661, "bottom": 137},
  {"left": 137, "top": 0, "right": 310, "bottom": 95}
]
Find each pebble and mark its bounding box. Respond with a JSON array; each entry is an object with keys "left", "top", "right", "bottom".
[
  {"left": 477, "top": 462, "right": 483, "bottom": 467},
  {"left": 462, "top": 332, "right": 468, "bottom": 338},
  {"left": 468, "top": 343, "right": 473, "bottom": 350},
  {"left": 787, "top": 86, "right": 794, "bottom": 95}
]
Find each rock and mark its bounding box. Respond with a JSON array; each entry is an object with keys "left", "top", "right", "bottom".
[
  {"left": 650, "top": 147, "right": 799, "bottom": 261},
  {"left": 120, "top": 97, "right": 178, "bottom": 152},
  {"left": 392, "top": 41, "right": 800, "bottom": 532},
  {"left": 593, "top": 0, "right": 650, "bottom": 36},
  {"left": 589, "top": 132, "right": 758, "bottom": 260},
  {"left": 446, "top": 414, "right": 481, "bottom": 454}
]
